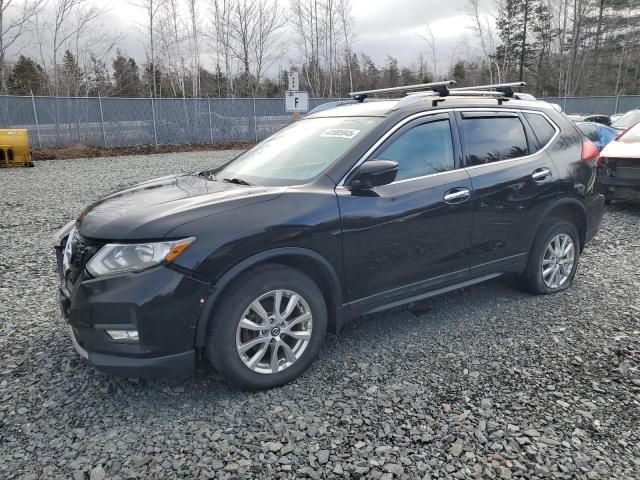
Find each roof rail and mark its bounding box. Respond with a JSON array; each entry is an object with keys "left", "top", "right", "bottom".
[
  {"left": 452, "top": 82, "right": 526, "bottom": 98},
  {"left": 349, "top": 80, "right": 456, "bottom": 102},
  {"left": 395, "top": 90, "right": 507, "bottom": 110}
]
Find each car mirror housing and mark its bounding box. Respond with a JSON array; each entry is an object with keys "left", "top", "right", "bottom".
[{"left": 348, "top": 160, "right": 399, "bottom": 190}]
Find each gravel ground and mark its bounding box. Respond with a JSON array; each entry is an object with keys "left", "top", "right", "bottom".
[{"left": 1, "top": 152, "right": 639, "bottom": 480}]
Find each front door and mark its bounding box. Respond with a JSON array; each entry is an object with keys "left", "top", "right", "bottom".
[{"left": 338, "top": 113, "right": 474, "bottom": 310}]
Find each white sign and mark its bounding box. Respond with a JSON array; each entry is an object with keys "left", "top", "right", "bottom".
[
  {"left": 288, "top": 72, "right": 299, "bottom": 91},
  {"left": 321, "top": 129, "right": 361, "bottom": 139},
  {"left": 285, "top": 91, "right": 309, "bottom": 112}
]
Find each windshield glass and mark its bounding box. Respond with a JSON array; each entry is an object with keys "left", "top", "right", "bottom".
[
  {"left": 613, "top": 110, "right": 640, "bottom": 129},
  {"left": 216, "top": 116, "right": 382, "bottom": 185},
  {"left": 619, "top": 123, "right": 640, "bottom": 143}
]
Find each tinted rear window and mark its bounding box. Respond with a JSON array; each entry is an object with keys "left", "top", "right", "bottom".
[
  {"left": 526, "top": 113, "right": 557, "bottom": 146},
  {"left": 462, "top": 116, "right": 529, "bottom": 166},
  {"left": 577, "top": 123, "right": 599, "bottom": 142}
]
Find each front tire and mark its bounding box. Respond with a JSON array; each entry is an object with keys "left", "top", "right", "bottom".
[
  {"left": 519, "top": 219, "right": 580, "bottom": 295},
  {"left": 206, "top": 264, "right": 327, "bottom": 391}
]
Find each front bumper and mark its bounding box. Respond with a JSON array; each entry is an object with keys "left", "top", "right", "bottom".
[
  {"left": 57, "top": 247, "right": 210, "bottom": 378},
  {"left": 69, "top": 326, "right": 196, "bottom": 378}
]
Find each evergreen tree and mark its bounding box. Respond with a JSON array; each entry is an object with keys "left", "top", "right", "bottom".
[
  {"left": 7, "top": 56, "right": 47, "bottom": 95},
  {"left": 61, "top": 50, "right": 84, "bottom": 96},
  {"left": 86, "top": 55, "right": 112, "bottom": 96},
  {"left": 113, "top": 53, "right": 142, "bottom": 97},
  {"left": 142, "top": 62, "right": 162, "bottom": 97}
]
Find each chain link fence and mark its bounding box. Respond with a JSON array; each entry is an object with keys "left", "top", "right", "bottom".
[
  {"left": 0, "top": 96, "right": 341, "bottom": 148},
  {"left": 540, "top": 95, "right": 640, "bottom": 116},
  {"left": 2, "top": 94, "right": 640, "bottom": 149}
]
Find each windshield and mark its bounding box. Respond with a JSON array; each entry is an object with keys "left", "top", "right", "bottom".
[
  {"left": 216, "top": 116, "right": 382, "bottom": 185},
  {"left": 613, "top": 110, "right": 640, "bottom": 129},
  {"left": 619, "top": 123, "right": 640, "bottom": 143}
]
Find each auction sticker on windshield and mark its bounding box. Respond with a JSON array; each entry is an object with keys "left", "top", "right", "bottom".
[{"left": 320, "top": 129, "right": 361, "bottom": 139}]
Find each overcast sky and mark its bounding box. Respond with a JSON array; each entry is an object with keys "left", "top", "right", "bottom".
[{"left": 104, "top": 0, "right": 494, "bottom": 74}]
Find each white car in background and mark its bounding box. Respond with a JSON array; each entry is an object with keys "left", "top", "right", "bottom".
[
  {"left": 612, "top": 108, "right": 640, "bottom": 131},
  {"left": 598, "top": 121, "right": 640, "bottom": 203}
]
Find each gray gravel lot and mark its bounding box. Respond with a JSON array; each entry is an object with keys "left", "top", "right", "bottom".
[{"left": 1, "top": 152, "right": 639, "bottom": 480}]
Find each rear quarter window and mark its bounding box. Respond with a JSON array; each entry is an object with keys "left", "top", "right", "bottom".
[{"left": 525, "top": 113, "right": 557, "bottom": 147}]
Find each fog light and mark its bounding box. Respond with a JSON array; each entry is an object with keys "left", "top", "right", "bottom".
[{"left": 106, "top": 330, "right": 139, "bottom": 341}]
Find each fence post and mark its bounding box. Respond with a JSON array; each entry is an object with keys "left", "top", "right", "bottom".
[
  {"left": 30, "top": 91, "right": 42, "bottom": 149},
  {"left": 614, "top": 90, "right": 622, "bottom": 114},
  {"left": 150, "top": 96, "right": 159, "bottom": 147},
  {"left": 98, "top": 93, "right": 107, "bottom": 147},
  {"left": 208, "top": 97, "right": 214, "bottom": 144},
  {"left": 252, "top": 97, "right": 258, "bottom": 142}
]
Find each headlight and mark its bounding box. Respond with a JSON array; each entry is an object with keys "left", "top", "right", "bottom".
[
  {"left": 86, "top": 237, "right": 196, "bottom": 277},
  {"left": 62, "top": 227, "right": 77, "bottom": 273}
]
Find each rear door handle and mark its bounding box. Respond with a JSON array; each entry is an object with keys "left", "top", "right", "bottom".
[
  {"left": 443, "top": 188, "right": 471, "bottom": 205},
  {"left": 532, "top": 168, "right": 552, "bottom": 182}
]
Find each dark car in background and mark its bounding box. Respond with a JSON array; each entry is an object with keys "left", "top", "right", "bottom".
[
  {"left": 582, "top": 114, "right": 612, "bottom": 126},
  {"left": 55, "top": 82, "right": 605, "bottom": 390},
  {"left": 577, "top": 122, "right": 619, "bottom": 151}
]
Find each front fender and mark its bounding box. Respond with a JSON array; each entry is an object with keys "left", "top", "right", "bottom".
[{"left": 194, "top": 247, "right": 345, "bottom": 347}]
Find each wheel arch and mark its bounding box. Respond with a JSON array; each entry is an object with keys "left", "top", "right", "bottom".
[
  {"left": 195, "top": 247, "right": 345, "bottom": 347},
  {"left": 532, "top": 198, "right": 588, "bottom": 253}
]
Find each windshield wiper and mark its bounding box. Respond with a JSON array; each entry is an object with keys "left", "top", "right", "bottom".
[{"left": 222, "top": 177, "right": 254, "bottom": 186}]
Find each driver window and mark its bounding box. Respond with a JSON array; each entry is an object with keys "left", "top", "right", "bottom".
[{"left": 374, "top": 119, "right": 455, "bottom": 182}]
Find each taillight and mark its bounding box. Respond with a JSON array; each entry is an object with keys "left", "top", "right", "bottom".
[
  {"left": 581, "top": 139, "right": 600, "bottom": 163},
  {"left": 597, "top": 156, "right": 607, "bottom": 168}
]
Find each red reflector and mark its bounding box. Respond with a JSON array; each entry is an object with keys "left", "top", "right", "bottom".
[{"left": 582, "top": 139, "right": 600, "bottom": 162}]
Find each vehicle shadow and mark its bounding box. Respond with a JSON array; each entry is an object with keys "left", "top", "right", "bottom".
[{"left": 52, "top": 274, "right": 528, "bottom": 412}]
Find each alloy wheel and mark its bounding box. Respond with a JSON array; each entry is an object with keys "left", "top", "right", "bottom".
[
  {"left": 235, "top": 290, "right": 313, "bottom": 375},
  {"left": 541, "top": 233, "right": 575, "bottom": 289}
]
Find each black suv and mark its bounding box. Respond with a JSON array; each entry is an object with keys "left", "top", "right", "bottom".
[{"left": 55, "top": 82, "right": 605, "bottom": 390}]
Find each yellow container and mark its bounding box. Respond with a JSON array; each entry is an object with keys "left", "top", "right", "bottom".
[{"left": 0, "top": 129, "right": 34, "bottom": 168}]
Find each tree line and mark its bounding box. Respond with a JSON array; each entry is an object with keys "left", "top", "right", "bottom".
[{"left": 2, "top": 0, "right": 639, "bottom": 99}]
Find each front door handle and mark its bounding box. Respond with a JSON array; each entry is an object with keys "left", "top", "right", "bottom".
[
  {"left": 443, "top": 188, "right": 471, "bottom": 205},
  {"left": 532, "top": 168, "right": 552, "bottom": 182}
]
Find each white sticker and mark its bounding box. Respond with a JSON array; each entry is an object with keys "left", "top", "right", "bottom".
[{"left": 320, "top": 129, "right": 361, "bottom": 139}]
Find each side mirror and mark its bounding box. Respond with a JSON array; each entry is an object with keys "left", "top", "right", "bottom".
[{"left": 348, "top": 160, "right": 399, "bottom": 190}]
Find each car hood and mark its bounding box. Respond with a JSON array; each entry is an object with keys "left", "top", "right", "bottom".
[
  {"left": 78, "top": 174, "right": 283, "bottom": 240},
  {"left": 600, "top": 141, "right": 640, "bottom": 159}
]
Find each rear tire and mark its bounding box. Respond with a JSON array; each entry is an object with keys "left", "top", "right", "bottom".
[
  {"left": 518, "top": 219, "right": 580, "bottom": 295},
  {"left": 206, "top": 264, "right": 327, "bottom": 391}
]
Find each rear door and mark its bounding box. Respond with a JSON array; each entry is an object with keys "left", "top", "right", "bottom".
[
  {"left": 338, "top": 112, "right": 474, "bottom": 308},
  {"left": 456, "top": 109, "right": 559, "bottom": 276}
]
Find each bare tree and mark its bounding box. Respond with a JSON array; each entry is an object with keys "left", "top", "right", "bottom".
[
  {"left": 290, "top": 0, "right": 347, "bottom": 97},
  {"left": 0, "top": 0, "right": 46, "bottom": 93},
  {"left": 31, "top": 0, "right": 105, "bottom": 95},
  {"left": 224, "top": 0, "right": 285, "bottom": 93},
  {"left": 131, "top": 0, "right": 164, "bottom": 96},
  {"left": 337, "top": 0, "right": 354, "bottom": 92},
  {"left": 186, "top": 0, "right": 200, "bottom": 96},
  {"left": 208, "top": 0, "right": 233, "bottom": 95},
  {"left": 419, "top": 24, "right": 438, "bottom": 80},
  {"left": 464, "top": 0, "right": 499, "bottom": 82}
]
